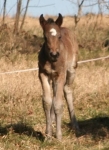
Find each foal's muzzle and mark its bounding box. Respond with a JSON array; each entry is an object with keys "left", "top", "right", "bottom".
[{"left": 49, "top": 51, "right": 59, "bottom": 61}]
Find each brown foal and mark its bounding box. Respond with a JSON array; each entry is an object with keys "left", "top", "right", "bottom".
[{"left": 38, "top": 13, "right": 79, "bottom": 140}]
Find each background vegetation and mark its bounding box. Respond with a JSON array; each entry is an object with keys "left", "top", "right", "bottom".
[{"left": 0, "top": 0, "right": 109, "bottom": 149}]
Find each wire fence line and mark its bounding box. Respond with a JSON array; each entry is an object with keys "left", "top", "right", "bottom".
[
  {"left": 77, "top": 55, "right": 109, "bottom": 64},
  {"left": 0, "top": 68, "right": 39, "bottom": 75},
  {"left": 0, "top": 55, "right": 109, "bottom": 75}
]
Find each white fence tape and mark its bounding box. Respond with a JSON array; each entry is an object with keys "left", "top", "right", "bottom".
[
  {"left": 0, "top": 68, "right": 39, "bottom": 75},
  {"left": 0, "top": 55, "right": 109, "bottom": 75},
  {"left": 78, "top": 55, "right": 109, "bottom": 64}
]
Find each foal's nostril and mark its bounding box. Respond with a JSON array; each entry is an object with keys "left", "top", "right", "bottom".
[
  {"left": 56, "top": 52, "right": 59, "bottom": 57},
  {"left": 50, "top": 52, "right": 53, "bottom": 57},
  {"left": 50, "top": 52, "right": 59, "bottom": 58}
]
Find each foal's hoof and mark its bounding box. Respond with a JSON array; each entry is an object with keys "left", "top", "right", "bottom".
[
  {"left": 71, "top": 123, "right": 81, "bottom": 136},
  {"left": 56, "top": 133, "right": 62, "bottom": 141},
  {"left": 71, "top": 122, "right": 80, "bottom": 131},
  {"left": 44, "top": 135, "right": 53, "bottom": 142}
]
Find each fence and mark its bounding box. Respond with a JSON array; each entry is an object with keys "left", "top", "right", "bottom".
[{"left": 0, "top": 55, "right": 109, "bottom": 75}]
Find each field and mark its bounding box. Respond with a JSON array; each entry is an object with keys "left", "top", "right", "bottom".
[{"left": 0, "top": 15, "right": 109, "bottom": 149}]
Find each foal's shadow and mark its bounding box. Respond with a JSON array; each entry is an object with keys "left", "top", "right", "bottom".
[
  {"left": 0, "top": 122, "right": 45, "bottom": 142},
  {"left": 0, "top": 117, "right": 109, "bottom": 141},
  {"left": 64, "top": 116, "right": 109, "bottom": 139}
]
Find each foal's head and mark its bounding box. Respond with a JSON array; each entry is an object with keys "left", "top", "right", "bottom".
[{"left": 39, "top": 14, "right": 63, "bottom": 62}]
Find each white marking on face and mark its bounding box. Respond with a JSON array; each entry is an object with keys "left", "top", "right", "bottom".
[{"left": 50, "top": 28, "right": 57, "bottom": 36}]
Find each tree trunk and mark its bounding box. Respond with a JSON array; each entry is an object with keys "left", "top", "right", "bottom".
[
  {"left": 74, "top": 0, "right": 85, "bottom": 28},
  {"left": 14, "top": 0, "right": 22, "bottom": 34},
  {"left": 2, "top": 0, "right": 7, "bottom": 25},
  {"left": 20, "top": 0, "right": 30, "bottom": 31}
]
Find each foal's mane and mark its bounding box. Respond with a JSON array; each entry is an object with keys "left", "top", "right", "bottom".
[{"left": 47, "top": 18, "right": 55, "bottom": 24}]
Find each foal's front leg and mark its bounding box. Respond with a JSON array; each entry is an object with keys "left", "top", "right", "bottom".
[
  {"left": 50, "top": 81, "right": 56, "bottom": 123},
  {"left": 39, "top": 73, "right": 52, "bottom": 137},
  {"left": 53, "top": 77, "right": 65, "bottom": 140}
]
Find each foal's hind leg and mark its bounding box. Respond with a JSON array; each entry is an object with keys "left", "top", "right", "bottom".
[{"left": 64, "top": 68, "right": 79, "bottom": 130}]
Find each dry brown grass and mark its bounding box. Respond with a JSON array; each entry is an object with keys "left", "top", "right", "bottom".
[
  {"left": 0, "top": 60, "right": 109, "bottom": 149},
  {"left": 0, "top": 15, "right": 109, "bottom": 149}
]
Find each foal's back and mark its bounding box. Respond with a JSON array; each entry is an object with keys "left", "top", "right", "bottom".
[{"left": 60, "top": 27, "right": 78, "bottom": 69}]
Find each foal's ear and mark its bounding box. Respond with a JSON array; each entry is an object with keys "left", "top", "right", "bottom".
[
  {"left": 39, "top": 14, "right": 46, "bottom": 29},
  {"left": 55, "top": 13, "right": 63, "bottom": 27}
]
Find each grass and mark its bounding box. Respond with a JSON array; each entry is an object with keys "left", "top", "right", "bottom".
[
  {"left": 0, "top": 15, "right": 109, "bottom": 149},
  {"left": 0, "top": 62, "right": 109, "bottom": 150}
]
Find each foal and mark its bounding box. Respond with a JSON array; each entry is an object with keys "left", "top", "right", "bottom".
[{"left": 38, "top": 13, "right": 79, "bottom": 140}]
